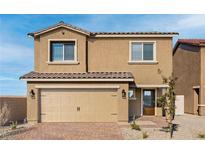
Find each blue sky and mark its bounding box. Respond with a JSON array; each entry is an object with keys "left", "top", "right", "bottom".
[{"left": 0, "top": 14, "right": 205, "bottom": 95}]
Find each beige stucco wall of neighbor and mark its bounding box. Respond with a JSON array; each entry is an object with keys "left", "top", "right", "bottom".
[
  {"left": 200, "top": 47, "right": 205, "bottom": 115},
  {"left": 27, "top": 82, "right": 129, "bottom": 123},
  {"left": 173, "top": 44, "right": 201, "bottom": 114},
  {"left": 88, "top": 37, "right": 173, "bottom": 85},
  {"left": 34, "top": 27, "right": 87, "bottom": 72},
  {"left": 0, "top": 96, "right": 27, "bottom": 124}
]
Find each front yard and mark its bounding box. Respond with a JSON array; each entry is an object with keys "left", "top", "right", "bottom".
[
  {"left": 121, "top": 114, "right": 205, "bottom": 140},
  {"left": 0, "top": 114, "right": 205, "bottom": 140}
]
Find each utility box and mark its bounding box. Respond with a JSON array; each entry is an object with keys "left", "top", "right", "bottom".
[{"left": 175, "top": 95, "right": 184, "bottom": 115}]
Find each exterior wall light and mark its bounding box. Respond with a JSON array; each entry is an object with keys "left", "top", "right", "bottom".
[
  {"left": 29, "top": 89, "right": 35, "bottom": 99},
  {"left": 122, "top": 89, "right": 126, "bottom": 99}
]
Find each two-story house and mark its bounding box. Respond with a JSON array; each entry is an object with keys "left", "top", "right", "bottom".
[
  {"left": 20, "top": 22, "right": 178, "bottom": 123},
  {"left": 173, "top": 39, "right": 205, "bottom": 116}
]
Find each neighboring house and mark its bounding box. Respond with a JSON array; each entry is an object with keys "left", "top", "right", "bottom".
[
  {"left": 173, "top": 39, "right": 205, "bottom": 116},
  {"left": 20, "top": 21, "right": 178, "bottom": 123}
]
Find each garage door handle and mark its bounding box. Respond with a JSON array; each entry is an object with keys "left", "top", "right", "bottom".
[{"left": 111, "top": 113, "right": 117, "bottom": 115}]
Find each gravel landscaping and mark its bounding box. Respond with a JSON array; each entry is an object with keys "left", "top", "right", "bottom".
[
  {"left": 1, "top": 114, "right": 205, "bottom": 140},
  {"left": 0, "top": 123, "right": 33, "bottom": 139},
  {"left": 121, "top": 114, "right": 205, "bottom": 140},
  {"left": 1, "top": 123, "right": 123, "bottom": 140}
]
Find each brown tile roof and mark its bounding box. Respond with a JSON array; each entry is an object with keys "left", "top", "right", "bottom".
[
  {"left": 20, "top": 71, "right": 134, "bottom": 80},
  {"left": 28, "top": 21, "right": 90, "bottom": 36},
  {"left": 173, "top": 39, "right": 205, "bottom": 53},
  {"left": 28, "top": 21, "right": 178, "bottom": 37},
  {"left": 91, "top": 32, "right": 179, "bottom": 35}
]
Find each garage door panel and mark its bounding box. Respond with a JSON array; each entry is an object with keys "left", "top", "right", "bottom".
[
  {"left": 40, "top": 89, "right": 118, "bottom": 122},
  {"left": 41, "top": 92, "right": 62, "bottom": 122}
]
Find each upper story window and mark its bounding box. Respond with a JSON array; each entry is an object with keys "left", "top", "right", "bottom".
[
  {"left": 129, "top": 41, "right": 156, "bottom": 63},
  {"left": 50, "top": 41, "right": 77, "bottom": 62}
]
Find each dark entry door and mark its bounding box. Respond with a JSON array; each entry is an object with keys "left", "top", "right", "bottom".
[{"left": 143, "top": 89, "right": 155, "bottom": 115}]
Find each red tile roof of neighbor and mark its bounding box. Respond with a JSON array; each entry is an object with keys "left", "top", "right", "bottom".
[
  {"left": 177, "top": 39, "right": 205, "bottom": 45},
  {"left": 28, "top": 21, "right": 179, "bottom": 37},
  {"left": 173, "top": 39, "right": 205, "bottom": 53},
  {"left": 20, "top": 71, "right": 134, "bottom": 80}
]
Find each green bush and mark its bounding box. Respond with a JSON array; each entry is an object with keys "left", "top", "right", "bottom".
[
  {"left": 10, "top": 121, "right": 18, "bottom": 130},
  {"left": 198, "top": 133, "right": 205, "bottom": 139},
  {"left": 142, "top": 131, "right": 149, "bottom": 139},
  {"left": 130, "top": 123, "right": 141, "bottom": 131}
]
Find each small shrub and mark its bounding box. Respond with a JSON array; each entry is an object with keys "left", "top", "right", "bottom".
[
  {"left": 130, "top": 123, "right": 141, "bottom": 131},
  {"left": 10, "top": 121, "right": 18, "bottom": 130},
  {"left": 142, "top": 131, "right": 149, "bottom": 139},
  {"left": 198, "top": 133, "right": 205, "bottom": 139}
]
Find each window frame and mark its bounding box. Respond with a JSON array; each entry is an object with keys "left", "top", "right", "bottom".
[
  {"left": 48, "top": 39, "right": 78, "bottom": 64},
  {"left": 129, "top": 41, "right": 157, "bottom": 63}
]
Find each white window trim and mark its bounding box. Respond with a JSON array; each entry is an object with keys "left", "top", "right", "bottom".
[
  {"left": 47, "top": 39, "right": 78, "bottom": 64},
  {"left": 129, "top": 41, "right": 157, "bottom": 63}
]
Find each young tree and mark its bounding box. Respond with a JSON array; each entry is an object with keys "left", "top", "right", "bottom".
[
  {"left": 157, "top": 72, "right": 177, "bottom": 138},
  {"left": 0, "top": 103, "right": 10, "bottom": 126}
]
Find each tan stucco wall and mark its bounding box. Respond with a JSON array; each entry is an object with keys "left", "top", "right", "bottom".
[
  {"left": 27, "top": 84, "right": 39, "bottom": 123},
  {"left": 27, "top": 82, "right": 129, "bottom": 123},
  {"left": 200, "top": 47, "right": 205, "bottom": 115},
  {"left": 0, "top": 96, "right": 27, "bottom": 125},
  {"left": 34, "top": 27, "right": 87, "bottom": 72},
  {"left": 34, "top": 28, "right": 173, "bottom": 85},
  {"left": 88, "top": 37, "right": 173, "bottom": 85},
  {"left": 173, "top": 44, "right": 200, "bottom": 114},
  {"left": 29, "top": 27, "right": 174, "bottom": 121}
]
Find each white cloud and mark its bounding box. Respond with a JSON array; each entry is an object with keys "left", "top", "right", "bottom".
[
  {"left": 168, "top": 14, "right": 205, "bottom": 31},
  {"left": 0, "top": 76, "right": 16, "bottom": 80},
  {"left": 0, "top": 42, "right": 33, "bottom": 64}
]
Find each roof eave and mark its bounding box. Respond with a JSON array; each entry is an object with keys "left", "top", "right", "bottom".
[
  {"left": 92, "top": 34, "right": 178, "bottom": 38},
  {"left": 28, "top": 24, "right": 90, "bottom": 38},
  {"left": 173, "top": 42, "right": 180, "bottom": 54},
  {"left": 27, "top": 33, "right": 34, "bottom": 37},
  {"left": 20, "top": 78, "right": 134, "bottom": 82},
  {"left": 173, "top": 41, "right": 205, "bottom": 54}
]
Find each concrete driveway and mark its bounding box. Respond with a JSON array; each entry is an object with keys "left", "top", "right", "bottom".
[{"left": 4, "top": 123, "right": 123, "bottom": 140}]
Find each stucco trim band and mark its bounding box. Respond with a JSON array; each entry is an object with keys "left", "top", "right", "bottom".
[
  {"left": 136, "top": 84, "right": 169, "bottom": 88},
  {"left": 198, "top": 104, "right": 205, "bottom": 107},
  {"left": 193, "top": 85, "right": 200, "bottom": 89},
  {"left": 35, "top": 85, "right": 120, "bottom": 89},
  {"left": 21, "top": 78, "right": 134, "bottom": 82}
]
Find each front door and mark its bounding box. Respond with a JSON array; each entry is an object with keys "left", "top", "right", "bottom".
[{"left": 143, "top": 89, "right": 155, "bottom": 115}]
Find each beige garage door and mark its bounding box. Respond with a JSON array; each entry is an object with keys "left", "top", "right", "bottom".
[{"left": 40, "top": 89, "right": 118, "bottom": 122}]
